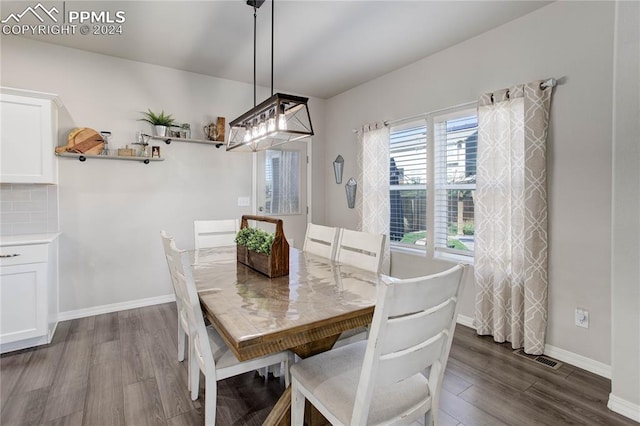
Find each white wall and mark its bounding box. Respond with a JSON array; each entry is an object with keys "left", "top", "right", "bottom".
[
  {"left": 324, "top": 1, "right": 615, "bottom": 366},
  {"left": 609, "top": 0, "right": 640, "bottom": 419},
  {"left": 0, "top": 37, "right": 325, "bottom": 313}
]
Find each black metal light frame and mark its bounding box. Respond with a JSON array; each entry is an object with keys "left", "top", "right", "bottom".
[{"left": 226, "top": 0, "right": 314, "bottom": 152}]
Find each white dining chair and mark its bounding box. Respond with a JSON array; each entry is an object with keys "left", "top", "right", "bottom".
[
  {"left": 194, "top": 219, "right": 239, "bottom": 250},
  {"left": 332, "top": 229, "right": 386, "bottom": 348},
  {"left": 160, "top": 230, "right": 191, "bottom": 364},
  {"left": 166, "top": 237, "right": 293, "bottom": 426},
  {"left": 335, "top": 228, "right": 386, "bottom": 273},
  {"left": 302, "top": 223, "right": 339, "bottom": 260},
  {"left": 290, "top": 264, "right": 466, "bottom": 426}
]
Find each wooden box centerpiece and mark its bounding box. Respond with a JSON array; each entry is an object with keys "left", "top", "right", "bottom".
[{"left": 236, "top": 215, "right": 289, "bottom": 278}]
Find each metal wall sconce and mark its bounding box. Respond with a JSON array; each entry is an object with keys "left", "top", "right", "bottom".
[
  {"left": 345, "top": 177, "right": 357, "bottom": 209},
  {"left": 333, "top": 155, "right": 344, "bottom": 184}
]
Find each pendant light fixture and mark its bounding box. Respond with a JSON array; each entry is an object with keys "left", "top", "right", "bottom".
[{"left": 226, "top": 0, "right": 314, "bottom": 152}]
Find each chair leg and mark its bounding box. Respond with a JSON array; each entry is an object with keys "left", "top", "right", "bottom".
[
  {"left": 177, "top": 323, "right": 186, "bottom": 362},
  {"left": 424, "top": 409, "right": 433, "bottom": 426},
  {"left": 204, "top": 375, "right": 216, "bottom": 426},
  {"left": 186, "top": 333, "right": 192, "bottom": 390},
  {"left": 283, "top": 353, "right": 294, "bottom": 388},
  {"left": 190, "top": 351, "right": 200, "bottom": 401},
  {"left": 291, "top": 380, "right": 305, "bottom": 426}
]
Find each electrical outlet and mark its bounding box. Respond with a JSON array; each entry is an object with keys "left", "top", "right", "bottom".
[{"left": 575, "top": 308, "right": 589, "bottom": 328}]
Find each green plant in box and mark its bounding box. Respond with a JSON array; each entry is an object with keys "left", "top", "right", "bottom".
[{"left": 235, "top": 227, "right": 275, "bottom": 255}]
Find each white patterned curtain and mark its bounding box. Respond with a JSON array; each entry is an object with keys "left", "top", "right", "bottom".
[
  {"left": 356, "top": 123, "right": 390, "bottom": 274},
  {"left": 474, "top": 81, "right": 553, "bottom": 355}
]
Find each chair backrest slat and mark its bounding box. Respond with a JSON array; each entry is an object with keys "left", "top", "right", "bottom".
[
  {"left": 380, "top": 299, "right": 456, "bottom": 355},
  {"left": 385, "top": 268, "right": 462, "bottom": 317},
  {"left": 335, "top": 229, "right": 385, "bottom": 273},
  {"left": 194, "top": 219, "right": 239, "bottom": 249},
  {"left": 376, "top": 332, "right": 446, "bottom": 387},
  {"left": 303, "top": 223, "right": 339, "bottom": 260}
]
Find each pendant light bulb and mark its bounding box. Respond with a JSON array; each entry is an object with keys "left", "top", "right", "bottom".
[
  {"left": 258, "top": 113, "right": 267, "bottom": 136},
  {"left": 277, "top": 104, "right": 287, "bottom": 131},
  {"left": 267, "top": 109, "right": 276, "bottom": 133},
  {"left": 251, "top": 118, "right": 259, "bottom": 139},
  {"left": 244, "top": 123, "right": 252, "bottom": 142}
]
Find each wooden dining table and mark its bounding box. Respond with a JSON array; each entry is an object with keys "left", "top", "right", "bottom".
[{"left": 191, "top": 246, "right": 380, "bottom": 425}]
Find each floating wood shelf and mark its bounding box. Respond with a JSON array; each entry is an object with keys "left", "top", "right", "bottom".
[
  {"left": 144, "top": 134, "right": 224, "bottom": 148},
  {"left": 56, "top": 152, "right": 163, "bottom": 164}
]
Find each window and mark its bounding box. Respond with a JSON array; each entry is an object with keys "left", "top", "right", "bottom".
[
  {"left": 389, "top": 124, "right": 427, "bottom": 248},
  {"left": 264, "top": 150, "right": 300, "bottom": 214},
  {"left": 434, "top": 111, "right": 477, "bottom": 256},
  {"left": 388, "top": 107, "right": 477, "bottom": 258}
]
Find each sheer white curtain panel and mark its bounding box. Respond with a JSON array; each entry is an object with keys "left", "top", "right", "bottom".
[{"left": 356, "top": 123, "right": 391, "bottom": 274}]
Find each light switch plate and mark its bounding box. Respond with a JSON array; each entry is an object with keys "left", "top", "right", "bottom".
[{"left": 237, "top": 196, "right": 250, "bottom": 207}]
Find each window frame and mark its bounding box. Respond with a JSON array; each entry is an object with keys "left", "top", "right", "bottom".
[
  {"left": 388, "top": 120, "right": 428, "bottom": 252},
  {"left": 429, "top": 105, "right": 477, "bottom": 262},
  {"left": 387, "top": 104, "right": 477, "bottom": 263}
]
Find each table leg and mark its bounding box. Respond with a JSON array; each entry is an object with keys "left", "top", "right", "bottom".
[{"left": 263, "top": 387, "right": 292, "bottom": 426}]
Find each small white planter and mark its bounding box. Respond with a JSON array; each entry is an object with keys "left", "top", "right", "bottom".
[{"left": 154, "top": 125, "right": 167, "bottom": 137}]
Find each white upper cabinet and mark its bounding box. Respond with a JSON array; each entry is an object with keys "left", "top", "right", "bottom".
[{"left": 1, "top": 87, "right": 60, "bottom": 184}]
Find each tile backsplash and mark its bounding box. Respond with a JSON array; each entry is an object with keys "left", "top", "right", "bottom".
[{"left": 0, "top": 184, "right": 58, "bottom": 235}]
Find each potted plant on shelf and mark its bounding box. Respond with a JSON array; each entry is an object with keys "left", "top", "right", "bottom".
[{"left": 138, "top": 109, "right": 175, "bottom": 137}]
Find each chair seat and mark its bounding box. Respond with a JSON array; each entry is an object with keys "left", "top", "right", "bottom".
[
  {"left": 206, "top": 326, "right": 288, "bottom": 382},
  {"left": 333, "top": 326, "right": 368, "bottom": 349},
  {"left": 290, "top": 341, "right": 431, "bottom": 425},
  {"left": 206, "top": 325, "right": 238, "bottom": 369}
]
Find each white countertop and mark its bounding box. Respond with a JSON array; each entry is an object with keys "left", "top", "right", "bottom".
[{"left": 0, "top": 233, "right": 61, "bottom": 247}]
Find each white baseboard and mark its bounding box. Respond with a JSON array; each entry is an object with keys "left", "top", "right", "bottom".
[
  {"left": 456, "top": 314, "right": 475, "bottom": 329},
  {"left": 543, "top": 344, "right": 611, "bottom": 379},
  {"left": 454, "top": 314, "right": 612, "bottom": 379},
  {"left": 57, "top": 294, "right": 175, "bottom": 321},
  {"left": 608, "top": 393, "right": 640, "bottom": 422},
  {"left": 1, "top": 335, "right": 50, "bottom": 354}
]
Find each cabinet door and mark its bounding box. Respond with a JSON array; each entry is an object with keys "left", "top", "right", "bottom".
[
  {"left": 0, "top": 93, "right": 57, "bottom": 183},
  {"left": 0, "top": 263, "right": 48, "bottom": 344}
]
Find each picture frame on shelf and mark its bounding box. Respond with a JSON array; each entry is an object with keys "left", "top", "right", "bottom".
[
  {"left": 167, "top": 123, "right": 191, "bottom": 139},
  {"left": 168, "top": 129, "right": 183, "bottom": 138}
]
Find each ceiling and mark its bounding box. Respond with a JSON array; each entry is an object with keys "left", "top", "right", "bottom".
[{"left": 5, "top": 1, "right": 551, "bottom": 99}]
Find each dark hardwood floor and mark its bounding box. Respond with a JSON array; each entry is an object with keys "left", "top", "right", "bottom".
[{"left": 1, "top": 302, "right": 636, "bottom": 426}]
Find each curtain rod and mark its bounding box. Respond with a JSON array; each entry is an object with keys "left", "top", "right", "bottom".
[
  {"left": 351, "top": 100, "right": 476, "bottom": 133},
  {"left": 352, "top": 78, "right": 557, "bottom": 133}
]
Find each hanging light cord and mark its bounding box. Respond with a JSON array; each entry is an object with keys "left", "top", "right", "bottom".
[
  {"left": 271, "top": 0, "right": 274, "bottom": 96},
  {"left": 253, "top": 5, "right": 257, "bottom": 107}
]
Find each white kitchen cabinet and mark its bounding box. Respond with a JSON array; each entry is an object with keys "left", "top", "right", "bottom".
[
  {"left": 0, "top": 234, "right": 59, "bottom": 353},
  {"left": 0, "top": 87, "right": 60, "bottom": 184}
]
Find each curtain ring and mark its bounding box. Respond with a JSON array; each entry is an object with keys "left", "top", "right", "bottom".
[{"left": 505, "top": 89, "right": 510, "bottom": 99}]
